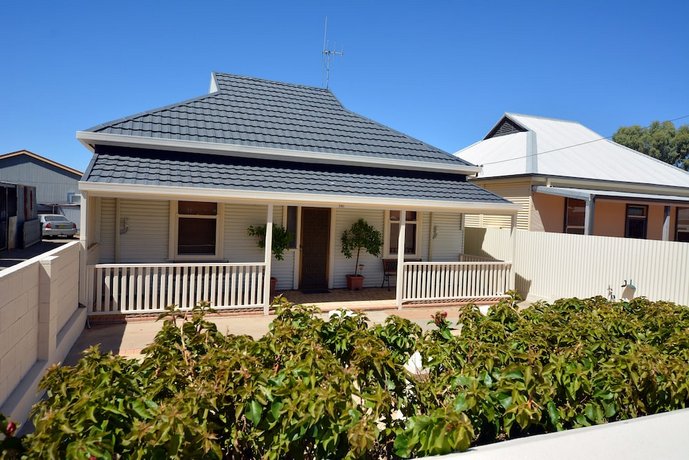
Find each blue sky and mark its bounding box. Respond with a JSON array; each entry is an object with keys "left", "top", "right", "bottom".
[{"left": 1, "top": 1, "right": 687, "bottom": 172}]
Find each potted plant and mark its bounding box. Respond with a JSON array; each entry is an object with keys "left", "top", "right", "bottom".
[
  {"left": 247, "top": 224, "right": 291, "bottom": 296},
  {"left": 340, "top": 218, "right": 383, "bottom": 290}
]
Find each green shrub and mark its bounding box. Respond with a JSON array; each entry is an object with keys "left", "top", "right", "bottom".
[{"left": 3, "top": 295, "right": 689, "bottom": 459}]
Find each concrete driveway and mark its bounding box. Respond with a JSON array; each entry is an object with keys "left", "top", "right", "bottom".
[{"left": 0, "top": 237, "right": 76, "bottom": 270}]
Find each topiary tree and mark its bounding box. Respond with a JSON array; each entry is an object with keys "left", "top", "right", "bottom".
[
  {"left": 340, "top": 218, "right": 383, "bottom": 276},
  {"left": 247, "top": 224, "right": 291, "bottom": 261}
]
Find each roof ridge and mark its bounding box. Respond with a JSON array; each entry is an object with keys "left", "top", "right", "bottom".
[
  {"left": 0, "top": 149, "right": 83, "bottom": 176},
  {"left": 212, "top": 72, "right": 331, "bottom": 94},
  {"left": 336, "top": 103, "right": 472, "bottom": 166},
  {"left": 506, "top": 112, "right": 581, "bottom": 124}
]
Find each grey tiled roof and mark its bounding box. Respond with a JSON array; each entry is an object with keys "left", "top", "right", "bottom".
[
  {"left": 84, "top": 147, "right": 508, "bottom": 204},
  {"left": 87, "top": 73, "right": 472, "bottom": 166}
]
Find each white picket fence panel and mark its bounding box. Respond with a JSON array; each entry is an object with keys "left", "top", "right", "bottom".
[
  {"left": 402, "top": 261, "right": 513, "bottom": 303},
  {"left": 88, "top": 262, "right": 266, "bottom": 314}
]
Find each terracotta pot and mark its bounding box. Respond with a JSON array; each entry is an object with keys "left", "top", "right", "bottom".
[{"left": 346, "top": 274, "right": 364, "bottom": 291}]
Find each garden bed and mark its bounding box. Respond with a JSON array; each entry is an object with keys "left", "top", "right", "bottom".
[{"left": 2, "top": 294, "right": 689, "bottom": 458}]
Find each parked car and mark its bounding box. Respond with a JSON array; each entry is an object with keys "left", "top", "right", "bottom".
[{"left": 39, "top": 214, "right": 77, "bottom": 238}]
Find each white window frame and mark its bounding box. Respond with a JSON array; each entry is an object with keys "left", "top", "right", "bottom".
[
  {"left": 384, "top": 210, "right": 422, "bottom": 258},
  {"left": 168, "top": 200, "right": 224, "bottom": 261}
]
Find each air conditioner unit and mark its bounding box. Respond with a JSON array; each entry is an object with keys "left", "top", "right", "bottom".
[{"left": 67, "top": 193, "right": 82, "bottom": 204}]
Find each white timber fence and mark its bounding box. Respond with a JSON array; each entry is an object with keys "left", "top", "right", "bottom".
[
  {"left": 87, "top": 262, "right": 267, "bottom": 315},
  {"left": 464, "top": 227, "right": 689, "bottom": 305},
  {"left": 402, "top": 261, "right": 513, "bottom": 303},
  {"left": 0, "top": 241, "right": 86, "bottom": 428}
]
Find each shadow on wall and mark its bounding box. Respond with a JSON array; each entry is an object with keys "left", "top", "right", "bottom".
[{"left": 515, "top": 274, "right": 532, "bottom": 299}]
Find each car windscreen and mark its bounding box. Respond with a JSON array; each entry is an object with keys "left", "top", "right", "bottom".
[{"left": 44, "top": 216, "right": 69, "bottom": 222}]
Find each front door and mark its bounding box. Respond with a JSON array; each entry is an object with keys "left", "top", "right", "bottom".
[{"left": 300, "top": 207, "right": 330, "bottom": 290}]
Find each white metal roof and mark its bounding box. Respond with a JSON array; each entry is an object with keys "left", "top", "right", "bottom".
[{"left": 455, "top": 113, "right": 689, "bottom": 190}]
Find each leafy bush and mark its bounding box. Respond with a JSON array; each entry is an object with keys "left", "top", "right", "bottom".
[{"left": 3, "top": 296, "right": 689, "bottom": 458}]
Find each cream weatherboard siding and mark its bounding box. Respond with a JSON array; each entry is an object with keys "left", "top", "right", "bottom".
[
  {"left": 428, "top": 212, "right": 464, "bottom": 261},
  {"left": 464, "top": 180, "right": 531, "bottom": 230},
  {"left": 222, "top": 204, "right": 295, "bottom": 291},
  {"left": 332, "top": 208, "right": 386, "bottom": 289},
  {"left": 99, "top": 198, "right": 116, "bottom": 263},
  {"left": 119, "top": 199, "right": 169, "bottom": 263}
]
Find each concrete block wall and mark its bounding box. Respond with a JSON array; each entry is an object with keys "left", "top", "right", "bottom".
[
  {"left": 0, "top": 241, "right": 86, "bottom": 429},
  {"left": 0, "top": 261, "right": 40, "bottom": 407}
]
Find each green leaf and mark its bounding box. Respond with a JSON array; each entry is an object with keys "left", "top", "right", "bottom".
[{"left": 246, "top": 400, "right": 263, "bottom": 425}]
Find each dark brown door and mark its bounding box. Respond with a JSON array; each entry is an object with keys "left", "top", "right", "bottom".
[{"left": 300, "top": 208, "right": 330, "bottom": 290}]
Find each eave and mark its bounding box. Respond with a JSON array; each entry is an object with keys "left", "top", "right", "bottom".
[
  {"left": 76, "top": 131, "right": 480, "bottom": 176},
  {"left": 78, "top": 181, "right": 520, "bottom": 215}
]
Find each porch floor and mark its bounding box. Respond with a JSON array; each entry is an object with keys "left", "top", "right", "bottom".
[{"left": 277, "top": 287, "right": 396, "bottom": 310}]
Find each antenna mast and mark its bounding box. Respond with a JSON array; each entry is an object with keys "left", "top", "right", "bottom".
[{"left": 322, "top": 17, "right": 343, "bottom": 89}]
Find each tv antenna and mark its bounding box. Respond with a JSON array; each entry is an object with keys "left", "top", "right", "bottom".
[{"left": 322, "top": 17, "right": 343, "bottom": 89}]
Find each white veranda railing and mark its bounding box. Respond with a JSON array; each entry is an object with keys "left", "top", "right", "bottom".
[
  {"left": 87, "top": 262, "right": 266, "bottom": 315},
  {"left": 402, "top": 261, "right": 513, "bottom": 303}
]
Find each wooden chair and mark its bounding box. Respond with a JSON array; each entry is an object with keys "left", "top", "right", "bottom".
[{"left": 381, "top": 258, "right": 421, "bottom": 291}]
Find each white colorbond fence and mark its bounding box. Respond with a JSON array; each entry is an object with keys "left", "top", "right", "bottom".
[
  {"left": 465, "top": 227, "right": 689, "bottom": 305},
  {"left": 402, "top": 261, "right": 513, "bottom": 303},
  {"left": 87, "top": 262, "right": 267, "bottom": 314}
]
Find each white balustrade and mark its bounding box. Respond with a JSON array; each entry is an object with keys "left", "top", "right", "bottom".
[
  {"left": 88, "top": 262, "right": 266, "bottom": 314},
  {"left": 402, "top": 261, "right": 512, "bottom": 303}
]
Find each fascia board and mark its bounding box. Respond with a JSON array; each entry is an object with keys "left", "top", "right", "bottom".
[
  {"left": 75, "top": 131, "right": 480, "bottom": 175},
  {"left": 78, "top": 181, "right": 520, "bottom": 215}
]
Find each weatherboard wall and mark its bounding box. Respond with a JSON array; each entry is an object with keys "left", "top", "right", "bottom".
[
  {"left": 0, "top": 155, "right": 80, "bottom": 205},
  {"left": 464, "top": 180, "right": 531, "bottom": 230}
]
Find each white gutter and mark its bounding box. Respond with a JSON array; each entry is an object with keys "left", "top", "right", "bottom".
[
  {"left": 76, "top": 131, "right": 481, "bottom": 175},
  {"left": 78, "top": 181, "right": 520, "bottom": 215}
]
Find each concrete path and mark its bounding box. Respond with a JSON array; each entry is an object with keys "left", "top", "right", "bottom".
[{"left": 65, "top": 305, "right": 459, "bottom": 364}]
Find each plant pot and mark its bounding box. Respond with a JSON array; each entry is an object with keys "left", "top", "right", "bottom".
[
  {"left": 270, "top": 276, "right": 278, "bottom": 299},
  {"left": 346, "top": 274, "right": 364, "bottom": 291}
]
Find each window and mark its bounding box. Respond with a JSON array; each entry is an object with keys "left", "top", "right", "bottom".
[
  {"left": 677, "top": 208, "right": 689, "bottom": 242},
  {"left": 285, "top": 206, "right": 298, "bottom": 249},
  {"left": 388, "top": 211, "right": 418, "bottom": 256},
  {"left": 625, "top": 205, "right": 648, "bottom": 239},
  {"left": 564, "top": 198, "right": 586, "bottom": 234},
  {"left": 176, "top": 201, "right": 219, "bottom": 256}
]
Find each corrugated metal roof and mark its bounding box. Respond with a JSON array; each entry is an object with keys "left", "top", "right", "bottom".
[
  {"left": 456, "top": 113, "right": 689, "bottom": 189},
  {"left": 86, "top": 73, "right": 471, "bottom": 167},
  {"left": 84, "top": 146, "right": 508, "bottom": 205}
]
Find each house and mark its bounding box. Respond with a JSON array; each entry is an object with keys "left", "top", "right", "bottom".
[
  {"left": 456, "top": 113, "right": 689, "bottom": 241},
  {"left": 76, "top": 72, "right": 518, "bottom": 315},
  {"left": 0, "top": 150, "right": 83, "bottom": 228},
  {"left": 0, "top": 181, "right": 38, "bottom": 251}
]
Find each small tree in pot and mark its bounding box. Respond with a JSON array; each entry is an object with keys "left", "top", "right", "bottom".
[
  {"left": 248, "top": 224, "right": 291, "bottom": 296},
  {"left": 340, "top": 218, "right": 383, "bottom": 290}
]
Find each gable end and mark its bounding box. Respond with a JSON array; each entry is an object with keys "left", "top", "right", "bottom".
[{"left": 485, "top": 118, "right": 527, "bottom": 139}]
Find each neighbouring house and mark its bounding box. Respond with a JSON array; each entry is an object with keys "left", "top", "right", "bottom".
[
  {"left": 0, "top": 181, "right": 38, "bottom": 251},
  {"left": 76, "top": 72, "right": 518, "bottom": 315},
  {"left": 0, "top": 150, "right": 83, "bottom": 228},
  {"left": 456, "top": 113, "right": 689, "bottom": 241}
]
